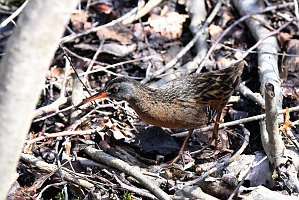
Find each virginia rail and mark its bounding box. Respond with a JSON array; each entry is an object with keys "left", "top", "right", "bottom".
[{"left": 77, "top": 61, "right": 245, "bottom": 164}]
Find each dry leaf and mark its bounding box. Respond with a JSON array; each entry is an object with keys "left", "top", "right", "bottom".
[
  {"left": 70, "top": 11, "right": 92, "bottom": 32},
  {"left": 208, "top": 24, "right": 223, "bottom": 41},
  {"left": 92, "top": 3, "right": 113, "bottom": 14},
  {"left": 74, "top": 43, "right": 137, "bottom": 57},
  {"left": 280, "top": 107, "right": 299, "bottom": 134},
  {"left": 46, "top": 66, "right": 64, "bottom": 80},
  {"left": 148, "top": 12, "right": 188, "bottom": 40},
  {"left": 97, "top": 23, "right": 134, "bottom": 45}
]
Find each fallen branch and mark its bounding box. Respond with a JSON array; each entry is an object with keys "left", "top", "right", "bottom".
[
  {"left": 238, "top": 82, "right": 265, "bottom": 108},
  {"left": 84, "top": 146, "right": 171, "bottom": 200},
  {"left": 264, "top": 83, "right": 299, "bottom": 192},
  {"left": 20, "top": 153, "right": 94, "bottom": 189}
]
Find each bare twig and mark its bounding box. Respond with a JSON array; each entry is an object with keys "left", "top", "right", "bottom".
[
  {"left": 264, "top": 83, "right": 285, "bottom": 163},
  {"left": 33, "top": 56, "right": 71, "bottom": 118},
  {"left": 33, "top": 104, "right": 74, "bottom": 122},
  {"left": 85, "top": 39, "right": 105, "bottom": 79},
  {"left": 25, "top": 127, "right": 104, "bottom": 145},
  {"left": 60, "top": 7, "right": 139, "bottom": 44},
  {"left": 0, "top": 0, "right": 28, "bottom": 28},
  {"left": 21, "top": 153, "right": 94, "bottom": 189},
  {"left": 227, "top": 156, "right": 267, "bottom": 200},
  {"left": 198, "top": 2, "right": 294, "bottom": 69},
  {"left": 122, "top": 0, "right": 162, "bottom": 25},
  {"left": 264, "top": 82, "right": 299, "bottom": 192},
  {"left": 150, "top": 0, "right": 209, "bottom": 87},
  {"left": 36, "top": 181, "right": 67, "bottom": 200},
  {"left": 238, "top": 82, "right": 265, "bottom": 108}
]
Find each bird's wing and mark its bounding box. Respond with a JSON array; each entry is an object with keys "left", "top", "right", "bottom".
[{"left": 193, "top": 61, "right": 244, "bottom": 111}]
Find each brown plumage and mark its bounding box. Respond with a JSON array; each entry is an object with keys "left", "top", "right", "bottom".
[{"left": 77, "top": 60, "right": 245, "bottom": 163}]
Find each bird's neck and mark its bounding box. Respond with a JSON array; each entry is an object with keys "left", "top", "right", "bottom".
[
  {"left": 128, "top": 85, "right": 157, "bottom": 109},
  {"left": 126, "top": 85, "right": 163, "bottom": 121}
]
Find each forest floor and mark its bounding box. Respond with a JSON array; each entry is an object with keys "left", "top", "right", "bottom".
[{"left": 3, "top": 0, "right": 299, "bottom": 199}]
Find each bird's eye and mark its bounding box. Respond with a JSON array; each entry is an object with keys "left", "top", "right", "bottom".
[{"left": 110, "top": 86, "right": 119, "bottom": 93}]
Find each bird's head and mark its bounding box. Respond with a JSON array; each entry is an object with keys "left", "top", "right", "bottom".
[{"left": 77, "top": 77, "right": 137, "bottom": 107}]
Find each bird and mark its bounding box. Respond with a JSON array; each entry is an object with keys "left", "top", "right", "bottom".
[{"left": 77, "top": 60, "right": 245, "bottom": 164}]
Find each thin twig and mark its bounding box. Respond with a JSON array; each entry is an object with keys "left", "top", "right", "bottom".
[
  {"left": 0, "top": 0, "right": 28, "bottom": 28},
  {"left": 141, "top": 0, "right": 223, "bottom": 84},
  {"left": 33, "top": 56, "right": 71, "bottom": 118},
  {"left": 238, "top": 83, "right": 265, "bottom": 108},
  {"left": 21, "top": 153, "right": 94, "bottom": 189},
  {"left": 122, "top": 0, "right": 162, "bottom": 25},
  {"left": 60, "top": 7, "right": 139, "bottom": 44},
  {"left": 197, "top": 2, "right": 294, "bottom": 69},
  {"left": 25, "top": 127, "right": 103, "bottom": 145},
  {"left": 36, "top": 182, "right": 67, "bottom": 200},
  {"left": 114, "top": 174, "right": 157, "bottom": 200}
]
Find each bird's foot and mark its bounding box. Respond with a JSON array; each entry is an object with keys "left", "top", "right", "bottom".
[
  {"left": 166, "top": 150, "right": 193, "bottom": 169},
  {"left": 190, "top": 136, "right": 233, "bottom": 156},
  {"left": 189, "top": 136, "right": 217, "bottom": 155},
  {"left": 166, "top": 129, "right": 194, "bottom": 168}
]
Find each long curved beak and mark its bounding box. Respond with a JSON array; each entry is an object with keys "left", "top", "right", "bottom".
[{"left": 76, "top": 91, "right": 109, "bottom": 107}]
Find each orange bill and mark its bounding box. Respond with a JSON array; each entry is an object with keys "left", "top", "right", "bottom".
[{"left": 76, "top": 91, "right": 109, "bottom": 107}]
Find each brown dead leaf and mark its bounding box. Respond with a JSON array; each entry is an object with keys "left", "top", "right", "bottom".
[
  {"left": 208, "top": 24, "right": 223, "bottom": 50},
  {"left": 280, "top": 107, "right": 292, "bottom": 133},
  {"left": 104, "top": 117, "right": 134, "bottom": 140},
  {"left": 280, "top": 107, "right": 299, "bottom": 145},
  {"left": 216, "top": 57, "right": 234, "bottom": 69},
  {"left": 148, "top": 12, "right": 188, "bottom": 40},
  {"left": 219, "top": 7, "right": 234, "bottom": 27},
  {"left": 97, "top": 23, "right": 134, "bottom": 45},
  {"left": 111, "top": 126, "right": 126, "bottom": 140},
  {"left": 46, "top": 66, "right": 64, "bottom": 80},
  {"left": 64, "top": 140, "right": 72, "bottom": 158},
  {"left": 92, "top": 3, "right": 113, "bottom": 14},
  {"left": 70, "top": 11, "right": 92, "bottom": 32},
  {"left": 208, "top": 24, "right": 223, "bottom": 41},
  {"left": 282, "top": 86, "right": 299, "bottom": 102},
  {"left": 162, "top": 44, "right": 181, "bottom": 63}
]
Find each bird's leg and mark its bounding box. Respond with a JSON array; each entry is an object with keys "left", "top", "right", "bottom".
[
  {"left": 208, "top": 113, "right": 221, "bottom": 147},
  {"left": 192, "top": 112, "right": 233, "bottom": 155},
  {"left": 190, "top": 113, "right": 221, "bottom": 155},
  {"left": 209, "top": 113, "right": 233, "bottom": 153},
  {"left": 167, "top": 128, "right": 194, "bottom": 167}
]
